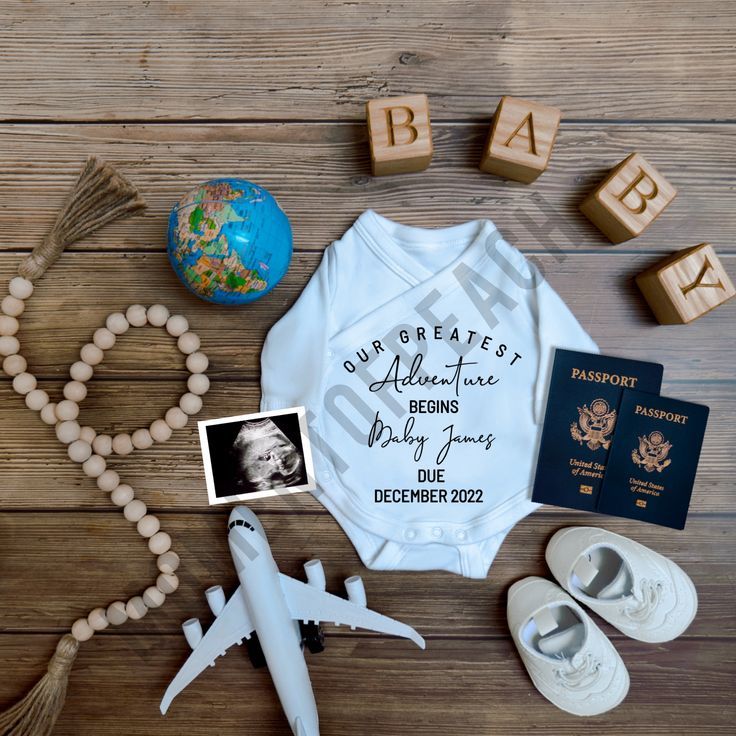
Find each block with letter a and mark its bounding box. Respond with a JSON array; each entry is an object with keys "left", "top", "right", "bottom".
[
  {"left": 479, "top": 96, "right": 561, "bottom": 183},
  {"left": 580, "top": 152, "right": 677, "bottom": 243},
  {"left": 366, "top": 94, "right": 433, "bottom": 176},
  {"left": 635, "top": 243, "right": 735, "bottom": 324}
]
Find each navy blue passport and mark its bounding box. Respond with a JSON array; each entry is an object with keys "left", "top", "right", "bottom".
[
  {"left": 597, "top": 390, "right": 709, "bottom": 529},
  {"left": 532, "top": 349, "right": 663, "bottom": 512}
]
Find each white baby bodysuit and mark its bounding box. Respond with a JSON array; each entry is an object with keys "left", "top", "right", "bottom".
[{"left": 261, "top": 211, "right": 598, "bottom": 578}]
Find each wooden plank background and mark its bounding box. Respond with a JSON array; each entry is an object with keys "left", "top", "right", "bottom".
[{"left": 0, "top": 2, "right": 734, "bottom": 735}]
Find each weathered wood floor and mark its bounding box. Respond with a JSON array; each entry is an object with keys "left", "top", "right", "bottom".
[{"left": 0, "top": 2, "right": 734, "bottom": 734}]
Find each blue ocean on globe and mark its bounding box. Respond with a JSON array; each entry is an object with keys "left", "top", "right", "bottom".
[{"left": 167, "top": 178, "right": 293, "bottom": 305}]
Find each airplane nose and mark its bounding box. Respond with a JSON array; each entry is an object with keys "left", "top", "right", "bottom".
[{"left": 227, "top": 506, "right": 266, "bottom": 537}]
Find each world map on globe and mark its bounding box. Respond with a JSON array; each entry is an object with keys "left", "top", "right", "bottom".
[{"left": 167, "top": 178, "right": 292, "bottom": 305}]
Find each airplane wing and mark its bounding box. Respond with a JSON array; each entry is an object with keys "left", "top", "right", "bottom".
[
  {"left": 279, "top": 573, "right": 425, "bottom": 649},
  {"left": 160, "top": 585, "right": 255, "bottom": 714}
]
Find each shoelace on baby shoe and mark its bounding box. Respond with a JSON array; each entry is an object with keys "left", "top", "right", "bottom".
[
  {"left": 553, "top": 651, "right": 602, "bottom": 690},
  {"left": 623, "top": 579, "right": 664, "bottom": 622}
]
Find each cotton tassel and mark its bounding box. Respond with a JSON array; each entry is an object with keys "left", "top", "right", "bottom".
[
  {"left": 0, "top": 635, "right": 79, "bottom": 736},
  {"left": 18, "top": 156, "right": 146, "bottom": 281}
]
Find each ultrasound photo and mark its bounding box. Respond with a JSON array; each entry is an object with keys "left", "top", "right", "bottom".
[{"left": 198, "top": 407, "right": 316, "bottom": 504}]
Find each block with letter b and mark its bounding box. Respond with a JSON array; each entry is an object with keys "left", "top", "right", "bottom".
[
  {"left": 366, "top": 94, "right": 433, "bottom": 176},
  {"left": 479, "top": 96, "right": 561, "bottom": 183},
  {"left": 580, "top": 153, "right": 677, "bottom": 243},
  {"left": 635, "top": 243, "right": 735, "bottom": 324}
]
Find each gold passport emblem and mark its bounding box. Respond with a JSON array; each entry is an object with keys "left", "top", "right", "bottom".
[
  {"left": 632, "top": 430, "right": 673, "bottom": 473},
  {"left": 570, "top": 398, "right": 617, "bottom": 451}
]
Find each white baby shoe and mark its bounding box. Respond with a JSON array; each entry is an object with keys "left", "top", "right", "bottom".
[
  {"left": 507, "top": 576, "right": 629, "bottom": 716},
  {"left": 546, "top": 527, "right": 698, "bottom": 643}
]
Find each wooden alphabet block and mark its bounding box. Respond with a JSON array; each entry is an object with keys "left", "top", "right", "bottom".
[
  {"left": 580, "top": 153, "right": 677, "bottom": 243},
  {"left": 479, "top": 96, "right": 561, "bottom": 183},
  {"left": 635, "top": 243, "right": 735, "bottom": 324},
  {"left": 366, "top": 94, "right": 433, "bottom": 176}
]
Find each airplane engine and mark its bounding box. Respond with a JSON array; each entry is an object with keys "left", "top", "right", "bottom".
[
  {"left": 205, "top": 585, "right": 226, "bottom": 616},
  {"left": 345, "top": 575, "right": 367, "bottom": 607},
  {"left": 304, "top": 559, "right": 326, "bottom": 591},
  {"left": 182, "top": 617, "right": 203, "bottom": 649}
]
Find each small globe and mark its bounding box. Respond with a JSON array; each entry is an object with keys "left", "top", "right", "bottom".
[{"left": 167, "top": 178, "right": 292, "bottom": 305}]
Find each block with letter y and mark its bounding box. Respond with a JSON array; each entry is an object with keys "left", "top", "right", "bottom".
[
  {"left": 366, "top": 94, "right": 433, "bottom": 175},
  {"left": 635, "top": 243, "right": 735, "bottom": 323},
  {"left": 580, "top": 153, "right": 677, "bottom": 243}
]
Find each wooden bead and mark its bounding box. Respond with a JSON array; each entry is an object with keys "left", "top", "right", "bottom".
[
  {"left": 68, "top": 439, "right": 93, "bottom": 463},
  {"left": 106, "top": 312, "right": 129, "bottom": 335},
  {"left": 92, "top": 434, "right": 113, "bottom": 456},
  {"left": 1, "top": 295, "right": 25, "bottom": 317},
  {"left": 110, "top": 484, "right": 134, "bottom": 506},
  {"left": 71, "top": 617, "right": 95, "bottom": 642},
  {"left": 156, "top": 572, "right": 179, "bottom": 594},
  {"left": 9, "top": 277, "right": 33, "bottom": 300},
  {"left": 136, "top": 514, "right": 160, "bottom": 538},
  {"left": 63, "top": 380, "right": 87, "bottom": 402},
  {"left": 131, "top": 428, "right": 153, "bottom": 449},
  {"left": 87, "top": 607, "right": 109, "bottom": 631},
  {"left": 123, "top": 499, "right": 147, "bottom": 522},
  {"left": 70, "top": 360, "right": 94, "bottom": 382},
  {"left": 12, "top": 372, "right": 36, "bottom": 395},
  {"left": 125, "top": 596, "right": 148, "bottom": 620},
  {"left": 157, "top": 551, "right": 180, "bottom": 574},
  {"left": 187, "top": 373, "right": 210, "bottom": 396},
  {"left": 2, "top": 354, "right": 27, "bottom": 376},
  {"left": 147, "top": 304, "right": 169, "bottom": 327},
  {"left": 79, "top": 426, "right": 97, "bottom": 443},
  {"left": 164, "top": 406, "right": 188, "bottom": 430},
  {"left": 166, "top": 315, "right": 189, "bottom": 337},
  {"left": 185, "top": 351, "right": 208, "bottom": 373},
  {"left": 179, "top": 392, "right": 203, "bottom": 415},
  {"left": 25, "top": 388, "right": 49, "bottom": 412},
  {"left": 148, "top": 531, "right": 172, "bottom": 555},
  {"left": 106, "top": 601, "right": 128, "bottom": 626},
  {"left": 56, "top": 420, "right": 81, "bottom": 444},
  {"left": 0, "top": 315, "right": 19, "bottom": 336},
  {"left": 40, "top": 402, "right": 58, "bottom": 425},
  {"left": 143, "top": 586, "right": 166, "bottom": 609},
  {"left": 0, "top": 335, "right": 19, "bottom": 356},
  {"left": 125, "top": 304, "right": 148, "bottom": 327},
  {"left": 55, "top": 399, "right": 79, "bottom": 421},
  {"left": 80, "top": 343, "right": 104, "bottom": 366},
  {"left": 177, "top": 331, "right": 200, "bottom": 355},
  {"left": 97, "top": 469, "right": 120, "bottom": 492},
  {"left": 93, "top": 327, "right": 116, "bottom": 350},
  {"left": 149, "top": 418, "right": 172, "bottom": 443},
  {"left": 82, "top": 454, "right": 106, "bottom": 478},
  {"left": 112, "top": 433, "right": 134, "bottom": 455}
]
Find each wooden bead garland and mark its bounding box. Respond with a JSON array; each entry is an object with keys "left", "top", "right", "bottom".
[{"left": 1, "top": 285, "right": 207, "bottom": 647}]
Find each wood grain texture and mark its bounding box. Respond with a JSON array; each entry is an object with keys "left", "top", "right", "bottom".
[
  {"left": 1, "top": 252, "right": 734, "bottom": 381},
  {"left": 0, "top": 124, "right": 733, "bottom": 253},
  {"left": 0, "top": 512, "right": 732, "bottom": 639},
  {"left": 0, "top": 1, "right": 734, "bottom": 121},
  {"left": 0, "top": 380, "right": 732, "bottom": 511},
  {"left": 1, "top": 635, "right": 733, "bottom": 736},
  {"left": 1, "top": 1, "right": 734, "bottom": 733}
]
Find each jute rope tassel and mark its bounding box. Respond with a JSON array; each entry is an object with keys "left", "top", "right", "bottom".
[
  {"left": 0, "top": 157, "right": 147, "bottom": 736},
  {"left": 18, "top": 156, "right": 146, "bottom": 282}
]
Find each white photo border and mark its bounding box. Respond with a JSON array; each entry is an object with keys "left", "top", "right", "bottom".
[{"left": 198, "top": 405, "right": 317, "bottom": 505}]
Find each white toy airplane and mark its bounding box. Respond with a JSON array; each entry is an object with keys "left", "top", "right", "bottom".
[{"left": 160, "top": 506, "right": 425, "bottom": 736}]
